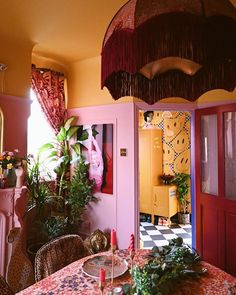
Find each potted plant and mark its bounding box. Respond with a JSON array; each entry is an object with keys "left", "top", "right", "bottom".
[
  {"left": 171, "top": 173, "right": 191, "bottom": 224},
  {"left": 24, "top": 154, "right": 53, "bottom": 262},
  {"left": 25, "top": 116, "right": 97, "bottom": 259}
]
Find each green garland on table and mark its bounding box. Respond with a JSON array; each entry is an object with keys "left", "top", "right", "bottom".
[{"left": 122, "top": 237, "right": 207, "bottom": 295}]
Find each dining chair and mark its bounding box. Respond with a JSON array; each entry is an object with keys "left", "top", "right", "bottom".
[
  {"left": 0, "top": 275, "right": 14, "bottom": 295},
  {"left": 34, "top": 234, "right": 89, "bottom": 282}
]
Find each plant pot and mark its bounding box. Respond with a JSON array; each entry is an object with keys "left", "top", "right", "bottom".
[{"left": 178, "top": 212, "right": 190, "bottom": 225}]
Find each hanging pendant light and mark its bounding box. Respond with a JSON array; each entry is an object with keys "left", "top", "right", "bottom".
[{"left": 101, "top": 0, "right": 236, "bottom": 104}]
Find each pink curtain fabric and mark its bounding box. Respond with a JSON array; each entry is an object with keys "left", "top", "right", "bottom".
[{"left": 31, "top": 64, "right": 67, "bottom": 133}]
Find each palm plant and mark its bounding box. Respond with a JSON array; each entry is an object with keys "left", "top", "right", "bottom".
[{"left": 39, "top": 116, "right": 81, "bottom": 197}]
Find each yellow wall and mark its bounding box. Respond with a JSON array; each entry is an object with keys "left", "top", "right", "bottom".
[
  {"left": 0, "top": 37, "right": 33, "bottom": 98},
  {"left": 197, "top": 88, "right": 236, "bottom": 104},
  {"left": 139, "top": 111, "right": 191, "bottom": 175},
  {"left": 67, "top": 56, "right": 134, "bottom": 108}
]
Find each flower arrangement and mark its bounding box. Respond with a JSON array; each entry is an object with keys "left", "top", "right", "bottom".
[{"left": 0, "top": 149, "right": 20, "bottom": 170}]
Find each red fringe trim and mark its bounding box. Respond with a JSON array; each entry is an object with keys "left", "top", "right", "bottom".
[
  {"left": 103, "top": 60, "right": 236, "bottom": 104},
  {"left": 101, "top": 13, "right": 236, "bottom": 102}
]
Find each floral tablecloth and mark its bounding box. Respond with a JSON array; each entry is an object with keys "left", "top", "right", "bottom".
[{"left": 16, "top": 249, "right": 236, "bottom": 295}]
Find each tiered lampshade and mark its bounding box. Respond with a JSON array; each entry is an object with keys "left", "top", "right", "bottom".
[{"left": 101, "top": 0, "right": 236, "bottom": 104}]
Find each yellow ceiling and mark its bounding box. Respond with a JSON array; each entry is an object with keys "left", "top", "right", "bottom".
[
  {"left": 0, "top": 0, "right": 127, "bottom": 63},
  {"left": 1, "top": 0, "right": 236, "bottom": 64}
]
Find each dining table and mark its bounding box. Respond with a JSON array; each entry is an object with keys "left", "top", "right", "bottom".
[{"left": 16, "top": 249, "right": 236, "bottom": 295}]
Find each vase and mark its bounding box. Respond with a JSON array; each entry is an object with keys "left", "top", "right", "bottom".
[
  {"left": 178, "top": 212, "right": 190, "bottom": 225},
  {"left": 3, "top": 168, "right": 17, "bottom": 188},
  {"left": 15, "top": 166, "right": 26, "bottom": 188}
]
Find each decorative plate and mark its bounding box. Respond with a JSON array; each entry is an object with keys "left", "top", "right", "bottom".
[{"left": 82, "top": 254, "right": 128, "bottom": 279}]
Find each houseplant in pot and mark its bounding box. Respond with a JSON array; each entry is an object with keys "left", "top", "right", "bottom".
[
  {"left": 26, "top": 116, "right": 97, "bottom": 259},
  {"left": 171, "top": 173, "right": 191, "bottom": 224},
  {"left": 38, "top": 116, "right": 97, "bottom": 239}
]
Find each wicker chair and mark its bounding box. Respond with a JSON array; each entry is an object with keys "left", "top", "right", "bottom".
[
  {"left": 34, "top": 234, "right": 89, "bottom": 282},
  {"left": 0, "top": 275, "right": 14, "bottom": 295}
]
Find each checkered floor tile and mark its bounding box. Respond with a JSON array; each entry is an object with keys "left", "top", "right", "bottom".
[{"left": 140, "top": 222, "right": 192, "bottom": 249}]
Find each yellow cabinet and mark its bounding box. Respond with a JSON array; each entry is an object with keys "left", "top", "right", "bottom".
[
  {"left": 153, "top": 185, "right": 178, "bottom": 225},
  {"left": 139, "top": 129, "right": 163, "bottom": 218}
]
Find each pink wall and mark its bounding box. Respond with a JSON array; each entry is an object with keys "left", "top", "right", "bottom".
[
  {"left": 69, "top": 103, "right": 136, "bottom": 249},
  {"left": 0, "top": 95, "right": 30, "bottom": 157}
]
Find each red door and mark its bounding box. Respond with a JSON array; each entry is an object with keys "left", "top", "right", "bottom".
[{"left": 195, "top": 103, "right": 236, "bottom": 276}]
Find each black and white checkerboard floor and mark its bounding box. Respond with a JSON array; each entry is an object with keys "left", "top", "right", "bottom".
[{"left": 140, "top": 222, "right": 192, "bottom": 249}]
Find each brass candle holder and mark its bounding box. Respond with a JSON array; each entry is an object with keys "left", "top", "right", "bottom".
[
  {"left": 99, "top": 281, "right": 105, "bottom": 295},
  {"left": 111, "top": 244, "right": 116, "bottom": 285},
  {"left": 130, "top": 249, "right": 135, "bottom": 273}
]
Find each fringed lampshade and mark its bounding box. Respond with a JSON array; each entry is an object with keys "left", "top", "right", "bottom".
[{"left": 101, "top": 0, "right": 236, "bottom": 104}]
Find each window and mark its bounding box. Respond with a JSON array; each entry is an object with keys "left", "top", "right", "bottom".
[{"left": 27, "top": 89, "right": 55, "bottom": 177}]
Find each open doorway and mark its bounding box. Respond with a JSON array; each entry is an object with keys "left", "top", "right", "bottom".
[{"left": 138, "top": 109, "right": 193, "bottom": 249}]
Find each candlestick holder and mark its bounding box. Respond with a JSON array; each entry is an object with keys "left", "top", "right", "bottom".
[
  {"left": 111, "top": 245, "right": 116, "bottom": 285},
  {"left": 130, "top": 250, "right": 135, "bottom": 273},
  {"left": 99, "top": 281, "right": 105, "bottom": 295}
]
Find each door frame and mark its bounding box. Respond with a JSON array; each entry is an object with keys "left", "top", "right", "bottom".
[{"left": 134, "top": 101, "right": 197, "bottom": 248}]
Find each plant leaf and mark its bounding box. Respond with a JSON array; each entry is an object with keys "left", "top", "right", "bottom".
[
  {"left": 39, "top": 143, "right": 55, "bottom": 154},
  {"left": 64, "top": 116, "right": 77, "bottom": 131},
  {"left": 57, "top": 127, "right": 66, "bottom": 142},
  {"left": 71, "top": 142, "right": 81, "bottom": 155},
  {"left": 47, "top": 151, "right": 58, "bottom": 158},
  {"left": 78, "top": 130, "right": 88, "bottom": 141},
  {"left": 67, "top": 126, "right": 79, "bottom": 140}
]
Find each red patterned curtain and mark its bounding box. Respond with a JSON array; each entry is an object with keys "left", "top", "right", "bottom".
[{"left": 31, "top": 64, "right": 67, "bottom": 133}]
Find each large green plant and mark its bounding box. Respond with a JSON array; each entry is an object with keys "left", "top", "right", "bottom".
[
  {"left": 67, "top": 157, "right": 96, "bottom": 220},
  {"left": 26, "top": 154, "right": 51, "bottom": 213},
  {"left": 26, "top": 116, "right": 97, "bottom": 242},
  {"left": 171, "top": 173, "right": 190, "bottom": 214},
  {"left": 39, "top": 116, "right": 81, "bottom": 197}
]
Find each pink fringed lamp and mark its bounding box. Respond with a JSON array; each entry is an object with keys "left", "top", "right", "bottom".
[{"left": 101, "top": 0, "right": 236, "bottom": 104}]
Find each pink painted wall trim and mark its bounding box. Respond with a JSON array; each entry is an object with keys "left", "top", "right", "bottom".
[
  {"left": 0, "top": 94, "right": 31, "bottom": 156},
  {"left": 68, "top": 103, "right": 136, "bottom": 249}
]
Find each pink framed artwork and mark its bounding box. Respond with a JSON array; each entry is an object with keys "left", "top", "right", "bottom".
[{"left": 77, "top": 124, "right": 113, "bottom": 194}]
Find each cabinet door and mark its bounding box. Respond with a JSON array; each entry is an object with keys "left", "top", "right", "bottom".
[
  {"left": 139, "top": 129, "right": 163, "bottom": 215},
  {"left": 139, "top": 130, "right": 152, "bottom": 213},
  {"left": 153, "top": 186, "right": 178, "bottom": 218}
]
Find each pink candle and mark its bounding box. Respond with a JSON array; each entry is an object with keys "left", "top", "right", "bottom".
[
  {"left": 111, "top": 229, "right": 117, "bottom": 246},
  {"left": 129, "top": 234, "right": 135, "bottom": 251},
  {"left": 99, "top": 268, "right": 105, "bottom": 283}
]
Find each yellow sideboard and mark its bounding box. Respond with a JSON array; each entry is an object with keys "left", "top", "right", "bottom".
[{"left": 153, "top": 185, "right": 178, "bottom": 225}]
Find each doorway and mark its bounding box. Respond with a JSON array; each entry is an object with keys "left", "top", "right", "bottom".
[{"left": 137, "top": 107, "right": 195, "bottom": 249}]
